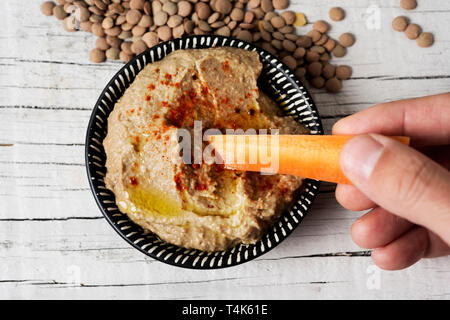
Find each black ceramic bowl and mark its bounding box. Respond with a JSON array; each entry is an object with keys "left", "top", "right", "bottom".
[{"left": 86, "top": 35, "right": 323, "bottom": 269}]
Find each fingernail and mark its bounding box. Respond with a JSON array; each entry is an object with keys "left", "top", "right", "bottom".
[{"left": 340, "top": 135, "right": 384, "bottom": 184}]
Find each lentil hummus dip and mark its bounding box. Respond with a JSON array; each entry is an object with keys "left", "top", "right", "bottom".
[{"left": 104, "top": 47, "right": 309, "bottom": 251}]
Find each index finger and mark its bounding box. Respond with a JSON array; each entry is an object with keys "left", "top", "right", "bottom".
[{"left": 332, "top": 93, "right": 450, "bottom": 147}]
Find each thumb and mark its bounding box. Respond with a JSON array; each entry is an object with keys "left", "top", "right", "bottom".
[{"left": 340, "top": 134, "right": 450, "bottom": 245}]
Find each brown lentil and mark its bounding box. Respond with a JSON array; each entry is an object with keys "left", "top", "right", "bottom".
[
  {"left": 138, "top": 15, "right": 153, "bottom": 28},
  {"left": 272, "top": 31, "right": 284, "bottom": 40},
  {"left": 260, "top": 0, "right": 274, "bottom": 13},
  {"left": 315, "top": 34, "right": 328, "bottom": 46},
  {"left": 308, "top": 62, "right": 322, "bottom": 77},
  {"left": 162, "top": 2, "right": 178, "bottom": 16},
  {"left": 281, "top": 11, "right": 296, "bottom": 25},
  {"left": 230, "top": 8, "right": 245, "bottom": 21},
  {"left": 313, "top": 20, "right": 329, "bottom": 33},
  {"left": 247, "top": 0, "right": 260, "bottom": 9},
  {"left": 130, "top": 0, "right": 145, "bottom": 10},
  {"left": 311, "top": 77, "right": 325, "bottom": 89},
  {"left": 173, "top": 24, "right": 185, "bottom": 38},
  {"left": 131, "top": 40, "right": 148, "bottom": 54},
  {"left": 264, "top": 11, "right": 277, "bottom": 22},
  {"left": 154, "top": 11, "right": 168, "bottom": 26},
  {"left": 405, "top": 23, "right": 421, "bottom": 39},
  {"left": 325, "top": 77, "right": 342, "bottom": 93},
  {"left": 282, "top": 55, "right": 297, "bottom": 70},
  {"left": 271, "top": 16, "right": 286, "bottom": 29},
  {"left": 106, "top": 47, "right": 120, "bottom": 60},
  {"left": 296, "top": 36, "right": 312, "bottom": 48},
  {"left": 323, "top": 38, "right": 336, "bottom": 52},
  {"left": 336, "top": 65, "right": 352, "bottom": 80},
  {"left": 392, "top": 16, "right": 409, "bottom": 32},
  {"left": 106, "top": 36, "right": 122, "bottom": 48},
  {"left": 90, "top": 48, "right": 106, "bottom": 63},
  {"left": 282, "top": 39, "right": 296, "bottom": 52},
  {"left": 295, "top": 67, "right": 306, "bottom": 78},
  {"left": 273, "top": 0, "right": 289, "bottom": 10},
  {"left": 307, "top": 30, "right": 322, "bottom": 42},
  {"left": 285, "top": 33, "right": 298, "bottom": 41},
  {"left": 279, "top": 25, "right": 294, "bottom": 34},
  {"left": 400, "top": 0, "right": 417, "bottom": 10},
  {"left": 332, "top": 45, "right": 347, "bottom": 58},
  {"left": 306, "top": 51, "right": 320, "bottom": 62},
  {"left": 416, "top": 32, "right": 434, "bottom": 48},
  {"left": 338, "top": 33, "right": 355, "bottom": 47},
  {"left": 216, "top": 26, "right": 231, "bottom": 36},
  {"left": 216, "top": 0, "right": 233, "bottom": 14},
  {"left": 119, "top": 51, "right": 133, "bottom": 63},
  {"left": 167, "top": 15, "right": 183, "bottom": 28},
  {"left": 41, "top": 1, "right": 56, "bottom": 16},
  {"left": 293, "top": 47, "right": 306, "bottom": 59},
  {"left": 196, "top": 3, "right": 211, "bottom": 20},
  {"left": 157, "top": 25, "right": 172, "bottom": 41},
  {"left": 42, "top": 0, "right": 357, "bottom": 94},
  {"left": 92, "top": 23, "right": 105, "bottom": 37},
  {"left": 322, "top": 64, "right": 336, "bottom": 79},
  {"left": 121, "top": 41, "right": 134, "bottom": 55},
  {"left": 53, "top": 5, "right": 68, "bottom": 20},
  {"left": 244, "top": 11, "right": 255, "bottom": 24},
  {"left": 80, "top": 21, "right": 92, "bottom": 32},
  {"left": 329, "top": 7, "right": 345, "bottom": 22},
  {"left": 178, "top": 1, "right": 193, "bottom": 17},
  {"left": 237, "top": 30, "right": 252, "bottom": 42},
  {"left": 126, "top": 9, "right": 142, "bottom": 25}
]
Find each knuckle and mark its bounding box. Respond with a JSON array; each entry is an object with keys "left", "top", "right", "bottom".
[{"left": 393, "top": 155, "right": 433, "bottom": 206}]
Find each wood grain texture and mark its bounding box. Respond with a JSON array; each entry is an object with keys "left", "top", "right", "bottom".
[{"left": 0, "top": 0, "right": 449, "bottom": 299}]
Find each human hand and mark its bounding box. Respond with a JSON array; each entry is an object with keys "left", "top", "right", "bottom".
[{"left": 333, "top": 93, "right": 450, "bottom": 270}]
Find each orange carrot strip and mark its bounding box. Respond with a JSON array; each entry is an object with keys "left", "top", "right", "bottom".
[{"left": 208, "top": 135, "right": 410, "bottom": 185}]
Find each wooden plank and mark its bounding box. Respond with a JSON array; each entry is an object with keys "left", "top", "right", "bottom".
[{"left": 0, "top": 248, "right": 449, "bottom": 299}]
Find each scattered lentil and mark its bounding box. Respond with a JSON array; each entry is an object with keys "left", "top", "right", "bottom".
[
  {"left": 392, "top": 16, "right": 409, "bottom": 32},
  {"left": 325, "top": 78, "right": 342, "bottom": 93},
  {"left": 416, "top": 32, "right": 434, "bottom": 48},
  {"left": 322, "top": 64, "right": 336, "bottom": 79},
  {"left": 329, "top": 7, "right": 345, "bottom": 21},
  {"left": 313, "top": 20, "right": 329, "bottom": 33},
  {"left": 338, "top": 33, "right": 355, "bottom": 47},
  {"left": 106, "top": 47, "right": 120, "bottom": 60},
  {"left": 40, "top": 1, "right": 56, "bottom": 16},
  {"left": 311, "top": 77, "right": 325, "bottom": 89},
  {"left": 42, "top": 1, "right": 361, "bottom": 94},
  {"left": 400, "top": 0, "right": 417, "bottom": 10},
  {"left": 131, "top": 39, "right": 148, "bottom": 54},
  {"left": 281, "top": 55, "right": 297, "bottom": 70},
  {"left": 90, "top": 48, "right": 106, "bottom": 63},
  {"left": 53, "top": 5, "right": 67, "bottom": 20},
  {"left": 281, "top": 11, "right": 296, "bottom": 25},
  {"left": 273, "top": 0, "right": 289, "bottom": 10},
  {"left": 405, "top": 23, "right": 421, "bottom": 39},
  {"left": 336, "top": 65, "right": 352, "bottom": 80},
  {"left": 178, "top": 1, "right": 192, "bottom": 17},
  {"left": 332, "top": 45, "right": 347, "bottom": 58}
]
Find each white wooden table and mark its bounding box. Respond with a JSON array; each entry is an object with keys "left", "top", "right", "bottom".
[{"left": 1, "top": 0, "right": 449, "bottom": 299}]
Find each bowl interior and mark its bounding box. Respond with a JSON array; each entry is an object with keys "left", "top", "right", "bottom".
[{"left": 86, "top": 35, "right": 323, "bottom": 269}]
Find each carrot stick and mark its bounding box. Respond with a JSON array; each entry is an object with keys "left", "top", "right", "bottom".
[{"left": 207, "top": 135, "right": 410, "bottom": 185}]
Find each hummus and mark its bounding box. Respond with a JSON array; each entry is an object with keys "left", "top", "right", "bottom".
[{"left": 104, "top": 48, "right": 309, "bottom": 251}]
